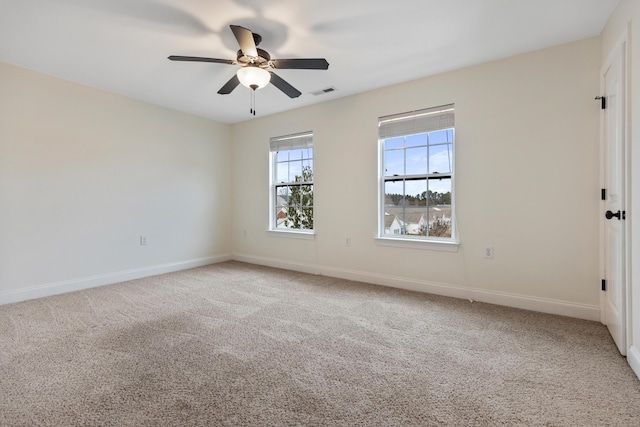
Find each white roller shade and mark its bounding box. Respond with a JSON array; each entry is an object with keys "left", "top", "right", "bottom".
[
  {"left": 379, "top": 104, "right": 455, "bottom": 139},
  {"left": 270, "top": 132, "right": 313, "bottom": 152}
]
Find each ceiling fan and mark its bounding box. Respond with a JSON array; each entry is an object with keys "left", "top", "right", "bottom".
[{"left": 168, "top": 25, "right": 329, "bottom": 104}]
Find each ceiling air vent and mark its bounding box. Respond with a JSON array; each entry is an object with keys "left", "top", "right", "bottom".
[{"left": 311, "top": 87, "right": 336, "bottom": 96}]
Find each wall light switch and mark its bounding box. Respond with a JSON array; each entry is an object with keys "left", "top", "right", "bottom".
[{"left": 140, "top": 235, "right": 148, "bottom": 245}]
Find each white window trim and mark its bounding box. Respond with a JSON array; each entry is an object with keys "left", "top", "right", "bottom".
[
  {"left": 266, "top": 229, "right": 316, "bottom": 240},
  {"left": 377, "top": 104, "right": 456, "bottom": 246},
  {"left": 269, "top": 131, "right": 315, "bottom": 234},
  {"left": 374, "top": 236, "right": 459, "bottom": 252}
]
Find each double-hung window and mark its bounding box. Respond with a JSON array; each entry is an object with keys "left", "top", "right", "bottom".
[
  {"left": 270, "top": 132, "right": 314, "bottom": 232},
  {"left": 378, "top": 104, "right": 455, "bottom": 242}
]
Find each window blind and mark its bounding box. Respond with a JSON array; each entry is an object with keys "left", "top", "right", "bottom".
[
  {"left": 378, "top": 104, "right": 455, "bottom": 139},
  {"left": 270, "top": 131, "right": 313, "bottom": 152}
]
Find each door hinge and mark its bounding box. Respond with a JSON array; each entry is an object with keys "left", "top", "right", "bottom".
[
  {"left": 601, "top": 188, "right": 606, "bottom": 200},
  {"left": 595, "top": 96, "right": 606, "bottom": 109},
  {"left": 623, "top": 210, "right": 626, "bottom": 220},
  {"left": 602, "top": 279, "right": 606, "bottom": 291}
]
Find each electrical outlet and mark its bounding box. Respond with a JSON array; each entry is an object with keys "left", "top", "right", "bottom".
[
  {"left": 140, "top": 235, "right": 148, "bottom": 246},
  {"left": 483, "top": 246, "right": 493, "bottom": 259}
]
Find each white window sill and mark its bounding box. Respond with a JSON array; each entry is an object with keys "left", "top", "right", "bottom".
[
  {"left": 266, "top": 229, "right": 316, "bottom": 240},
  {"left": 374, "top": 236, "right": 459, "bottom": 252}
]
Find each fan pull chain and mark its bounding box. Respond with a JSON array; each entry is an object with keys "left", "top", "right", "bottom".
[{"left": 249, "top": 87, "right": 257, "bottom": 116}]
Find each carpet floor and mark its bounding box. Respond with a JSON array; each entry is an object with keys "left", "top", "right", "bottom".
[{"left": 1, "top": 261, "right": 639, "bottom": 426}]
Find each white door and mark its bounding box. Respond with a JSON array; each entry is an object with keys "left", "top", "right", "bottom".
[{"left": 602, "top": 41, "right": 627, "bottom": 356}]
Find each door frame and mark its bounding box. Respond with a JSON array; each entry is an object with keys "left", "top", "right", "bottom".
[{"left": 599, "top": 28, "right": 631, "bottom": 353}]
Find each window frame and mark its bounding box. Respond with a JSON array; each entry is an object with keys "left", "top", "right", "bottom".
[
  {"left": 268, "top": 132, "right": 315, "bottom": 237},
  {"left": 377, "top": 105, "right": 458, "bottom": 249}
]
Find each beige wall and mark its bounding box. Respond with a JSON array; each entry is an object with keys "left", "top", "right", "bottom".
[
  {"left": 0, "top": 36, "right": 604, "bottom": 321},
  {"left": 232, "top": 37, "right": 602, "bottom": 319},
  {"left": 2, "top": 17, "right": 633, "bottom": 374},
  {"left": 0, "top": 62, "right": 232, "bottom": 302},
  {"left": 602, "top": 0, "right": 640, "bottom": 377}
]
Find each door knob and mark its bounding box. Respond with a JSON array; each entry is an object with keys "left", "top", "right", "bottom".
[{"left": 605, "top": 210, "right": 621, "bottom": 220}]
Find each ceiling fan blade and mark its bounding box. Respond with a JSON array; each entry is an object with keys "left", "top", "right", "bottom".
[
  {"left": 168, "top": 55, "right": 235, "bottom": 65},
  {"left": 269, "top": 72, "right": 302, "bottom": 98},
  {"left": 217, "top": 75, "right": 240, "bottom": 94},
  {"left": 271, "top": 58, "right": 329, "bottom": 70},
  {"left": 230, "top": 25, "right": 258, "bottom": 58}
]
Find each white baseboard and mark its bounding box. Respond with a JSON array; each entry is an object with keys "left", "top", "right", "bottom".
[
  {"left": 0, "top": 254, "right": 232, "bottom": 306},
  {"left": 233, "top": 253, "right": 321, "bottom": 276},
  {"left": 4, "top": 252, "right": 601, "bottom": 322},
  {"left": 468, "top": 287, "right": 599, "bottom": 321},
  {"left": 232, "top": 253, "right": 600, "bottom": 321},
  {"left": 628, "top": 345, "right": 640, "bottom": 380}
]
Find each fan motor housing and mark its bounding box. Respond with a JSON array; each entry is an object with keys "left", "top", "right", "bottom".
[{"left": 237, "top": 48, "right": 270, "bottom": 68}]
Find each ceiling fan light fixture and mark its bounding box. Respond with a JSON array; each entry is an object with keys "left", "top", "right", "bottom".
[
  {"left": 170, "top": 25, "right": 328, "bottom": 102},
  {"left": 237, "top": 66, "right": 271, "bottom": 90}
]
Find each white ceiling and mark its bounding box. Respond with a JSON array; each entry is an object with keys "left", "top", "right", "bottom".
[{"left": 0, "top": 0, "right": 619, "bottom": 124}]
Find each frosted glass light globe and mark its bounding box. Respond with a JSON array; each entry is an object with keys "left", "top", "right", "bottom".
[{"left": 237, "top": 66, "right": 271, "bottom": 90}]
